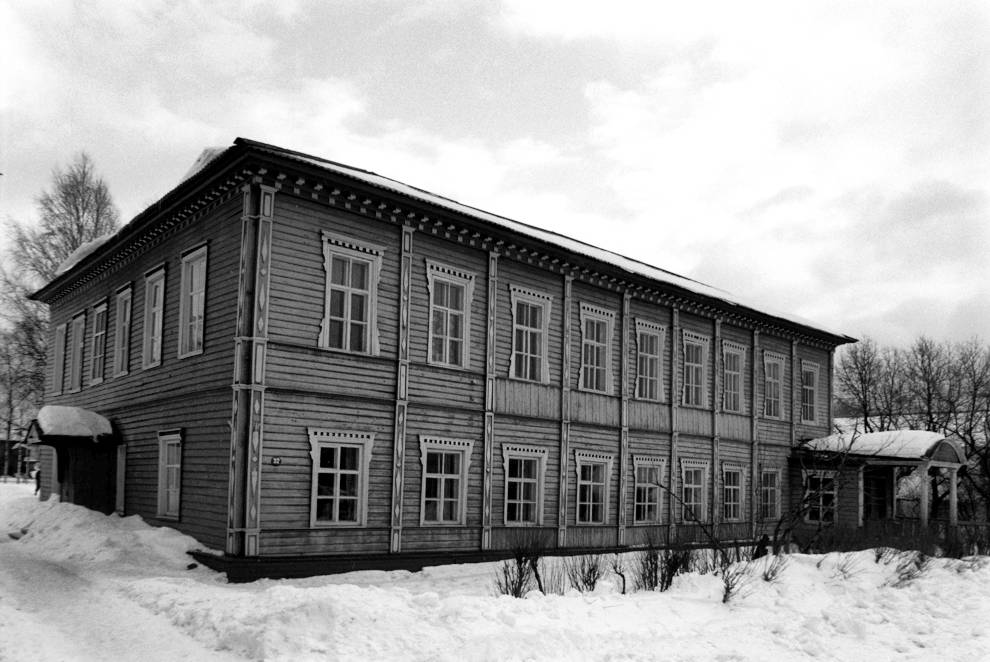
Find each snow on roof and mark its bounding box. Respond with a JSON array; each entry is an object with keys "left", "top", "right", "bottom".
[
  {"left": 805, "top": 430, "right": 950, "bottom": 460},
  {"left": 34, "top": 406, "right": 113, "bottom": 442},
  {"left": 243, "top": 140, "right": 852, "bottom": 341},
  {"left": 54, "top": 233, "right": 115, "bottom": 276},
  {"left": 179, "top": 146, "right": 227, "bottom": 183}
]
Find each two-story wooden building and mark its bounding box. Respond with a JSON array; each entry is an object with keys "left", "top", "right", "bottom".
[{"left": 29, "top": 138, "right": 855, "bottom": 578}]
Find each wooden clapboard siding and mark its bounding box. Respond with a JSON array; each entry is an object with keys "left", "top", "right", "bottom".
[
  {"left": 628, "top": 401, "right": 670, "bottom": 432},
  {"left": 402, "top": 407, "right": 485, "bottom": 531},
  {"left": 267, "top": 196, "right": 402, "bottom": 359},
  {"left": 721, "top": 414, "right": 751, "bottom": 442},
  {"left": 493, "top": 379, "right": 561, "bottom": 419},
  {"left": 569, "top": 390, "right": 620, "bottom": 427},
  {"left": 566, "top": 424, "right": 621, "bottom": 528},
  {"left": 489, "top": 526, "right": 557, "bottom": 550},
  {"left": 265, "top": 343, "right": 396, "bottom": 401},
  {"left": 400, "top": 528, "right": 483, "bottom": 552},
  {"left": 259, "top": 392, "right": 395, "bottom": 534},
  {"left": 407, "top": 364, "right": 484, "bottom": 410},
  {"left": 494, "top": 259, "right": 564, "bottom": 384},
  {"left": 624, "top": 524, "right": 672, "bottom": 547},
  {"left": 679, "top": 406, "right": 713, "bottom": 437},
  {"left": 259, "top": 528, "right": 391, "bottom": 556},
  {"left": 491, "top": 417, "right": 560, "bottom": 527},
  {"left": 566, "top": 526, "right": 618, "bottom": 548}
]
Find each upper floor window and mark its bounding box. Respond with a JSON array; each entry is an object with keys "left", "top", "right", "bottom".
[
  {"left": 760, "top": 468, "right": 780, "bottom": 521},
  {"left": 143, "top": 267, "right": 165, "bottom": 369},
  {"left": 681, "top": 459, "right": 709, "bottom": 522},
  {"left": 307, "top": 428, "right": 375, "bottom": 527},
  {"left": 804, "top": 470, "right": 836, "bottom": 523},
  {"left": 575, "top": 450, "right": 613, "bottom": 525},
  {"left": 722, "top": 341, "right": 746, "bottom": 413},
  {"left": 801, "top": 361, "right": 820, "bottom": 423},
  {"left": 682, "top": 331, "right": 709, "bottom": 408},
  {"left": 68, "top": 312, "right": 86, "bottom": 392},
  {"left": 635, "top": 320, "right": 665, "bottom": 402},
  {"left": 579, "top": 303, "right": 614, "bottom": 393},
  {"left": 425, "top": 261, "right": 474, "bottom": 369},
  {"left": 633, "top": 455, "right": 666, "bottom": 524},
  {"left": 157, "top": 430, "right": 182, "bottom": 520},
  {"left": 178, "top": 246, "right": 207, "bottom": 358},
  {"left": 509, "top": 285, "right": 552, "bottom": 383},
  {"left": 114, "top": 286, "right": 132, "bottom": 377},
  {"left": 502, "top": 443, "right": 548, "bottom": 526},
  {"left": 722, "top": 464, "right": 744, "bottom": 522},
  {"left": 419, "top": 437, "right": 473, "bottom": 525},
  {"left": 318, "top": 232, "right": 384, "bottom": 355},
  {"left": 90, "top": 301, "right": 108, "bottom": 384},
  {"left": 763, "top": 351, "right": 786, "bottom": 419},
  {"left": 52, "top": 323, "right": 66, "bottom": 396}
]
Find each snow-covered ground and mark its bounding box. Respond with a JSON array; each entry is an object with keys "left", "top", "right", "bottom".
[{"left": 1, "top": 482, "right": 987, "bottom": 662}]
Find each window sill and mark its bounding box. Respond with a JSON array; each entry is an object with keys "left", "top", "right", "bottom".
[
  {"left": 310, "top": 522, "right": 368, "bottom": 529},
  {"left": 177, "top": 349, "right": 204, "bottom": 360},
  {"left": 577, "top": 386, "right": 613, "bottom": 396},
  {"left": 143, "top": 361, "right": 162, "bottom": 370},
  {"left": 507, "top": 375, "right": 550, "bottom": 386},
  {"left": 633, "top": 396, "right": 664, "bottom": 404},
  {"left": 316, "top": 345, "right": 378, "bottom": 359}
]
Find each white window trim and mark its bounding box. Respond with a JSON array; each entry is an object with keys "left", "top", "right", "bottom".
[
  {"left": 760, "top": 467, "right": 782, "bottom": 521},
  {"left": 425, "top": 260, "right": 474, "bottom": 369},
  {"left": 318, "top": 232, "right": 384, "bottom": 355},
  {"left": 157, "top": 429, "right": 182, "bottom": 520},
  {"left": 68, "top": 312, "right": 86, "bottom": 392},
  {"left": 803, "top": 469, "right": 838, "bottom": 524},
  {"left": 632, "top": 455, "right": 666, "bottom": 524},
  {"left": 680, "top": 459, "right": 710, "bottom": 523},
  {"left": 682, "top": 331, "right": 710, "bottom": 408},
  {"left": 508, "top": 284, "right": 553, "bottom": 384},
  {"left": 501, "top": 443, "right": 548, "bottom": 526},
  {"left": 721, "top": 340, "right": 747, "bottom": 413},
  {"left": 579, "top": 303, "right": 615, "bottom": 394},
  {"left": 721, "top": 463, "right": 746, "bottom": 522},
  {"left": 419, "top": 436, "right": 474, "bottom": 526},
  {"left": 143, "top": 267, "right": 165, "bottom": 369},
  {"left": 574, "top": 450, "right": 614, "bottom": 525},
  {"left": 90, "top": 301, "right": 108, "bottom": 385},
  {"left": 178, "top": 245, "right": 208, "bottom": 359},
  {"left": 52, "top": 323, "right": 66, "bottom": 396},
  {"left": 114, "top": 286, "right": 132, "bottom": 377},
  {"left": 307, "top": 428, "right": 376, "bottom": 528},
  {"left": 801, "top": 360, "right": 821, "bottom": 424},
  {"left": 634, "top": 319, "right": 666, "bottom": 402},
  {"left": 763, "top": 351, "right": 787, "bottom": 420}
]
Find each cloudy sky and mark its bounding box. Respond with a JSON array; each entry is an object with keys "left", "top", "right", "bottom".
[{"left": 2, "top": 0, "right": 987, "bottom": 346}]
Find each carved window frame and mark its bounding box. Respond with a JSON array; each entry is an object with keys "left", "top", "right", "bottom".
[
  {"left": 722, "top": 340, "right": 746, "bottom": 414},
  {"left": 635, "top": 320, "right": 665, "bottom": 402},
  {"left": 682, "top": 331, "right": 710, "bottom": 408},
  {"left": 502, "top": 443, "right": 548, "bottom": 526},
  {"left": 508, "top": 284, "right": 553, "bottom": 384},
  {"left": 722, "top": 463, "right": 745, "bottom": 522},
  {"left": 632, "top": 455, "right": 666, "bottom": 524},
  {"left": 419, "top": 436, "right": 474, "bottom": 526},
  {"left": 801, "top": 360, "right": 820, "bottom": 424},
  {"left": 425, "top": 261, "right": 474, "bottom": 369},
  {"left": 763, "top": 351, "right": 787, "bottom": 419},
  {"left": 575, "top": 450, "right": 614, "bottom": 525},
  {"left": 760, "top": 467, "right": 781, "bottom": 521},
  {"left": 680, "top": 459, "right": 710, "bottom": 523},
  {"left": 318, "top": 232, "right": 384, "bottom": 356},
  {"left": 579, "top": 303, "right": 615, "bottom": 394},
  {"left": 307, "top": 428, "right": 376, "bottom": 528}
]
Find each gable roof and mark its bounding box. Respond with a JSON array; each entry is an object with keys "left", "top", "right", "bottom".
[{"left": 32, "top": 138, "right": 855, "bottom": 346}]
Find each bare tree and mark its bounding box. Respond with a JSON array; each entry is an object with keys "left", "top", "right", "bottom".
[
  {"left": 835, "top": 338, "right": 881, "bottom": 433},
  {"left": 903, "top": 336, "right": 953, "bottom": 433}
]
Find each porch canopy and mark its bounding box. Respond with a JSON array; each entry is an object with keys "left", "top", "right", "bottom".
[
  {"left": 804, "top": 430, "right": 966, "bottom": 525},
  {"left": 25, "top": 405, "right": 116, "bottom": 446}
]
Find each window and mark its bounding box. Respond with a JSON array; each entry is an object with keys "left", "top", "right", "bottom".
[
  {"left": 426, "top": 261, "right": 474, "bottom": 368},
  {"left": 804, "top": 470, "right": 837, "bottom": 523},
  {"left": 502, "top": 444, "right": 548, "bottom": 525},
  {"left": 68, "top": 313, "right": 86, "bottom": 392},
  {"left": 319, "top": 232, "right": 384, "bottom": 355},
  {"left": 143, "top": 267, "right": 165, "bottom": 368},
  {"left": 633, "top": 456, "right": 666, "bottom": 524},
  {"left": 680, "top": 460, "right": 709, "bottom": 522},
  {"left": 419, "top": 437, "right": 473, "bottom": 525},
  {"left": 635, "top": 320, "right": 665, "bottom": 401},
  {"left": 157, "top": 430, "right": 182, "bottom": 519},
  {"left": 509, "top": 285, "right": 552, "bottom": 383},
  {"left": 760, "top": 469, "right": 781, "bottom": 520},
  {"left": 179, "top": 246, "right": 207, "bottom": 358},
  {"left": 114, "top": 286, "right": 132, "bottom": 377},
  {"left": 722, "top": 465, "right": 744, "bottom": 522},
  {"left": 801, "top": 361, "right": 820, "bottom": 423},
  {"left": 90, "top": 302, "right": 107, "bottom": 384},
  {"left": 763, "top": 351, "right": 786, "bottom": 419},
  {"left": 52, "top": 323, "right": 66, "bottom": 395},
  {"left": 307, "top": 429, "right": 375, "bottom": 527},
  {"left": 575, "top": 450, "right": 613, "bottom": 524},
  {"left": 580, "top": 303, "right": 614, "bottom": 393},
  {"left": 682, "top": 331, "right": 709, "bottom": 407},
  {"left": 722, "top": 341, "right": 746, "bottom": 413}
]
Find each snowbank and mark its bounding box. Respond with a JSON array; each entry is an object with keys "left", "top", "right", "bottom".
[{"left": 1, "top": 483, "right": 988, "bottom": 661}]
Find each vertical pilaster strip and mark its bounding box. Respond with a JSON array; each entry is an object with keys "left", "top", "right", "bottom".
[
  {"left": 558, "top": 274, "right": 573, "bottom": 547},
  {"left": 750, "top": 329, "right": 761, "bottom": 537},
  {"left": 618, "top": 292, "right": 631, "bottom": 545},
  {"left": 827, "top": 348, "right": 835, "bottom": 427},
  {"left": 712, "top": 318, "right": 721, "bottom": 528},
  {"left": 670, "top": 307, "right": 680, "bottom": 534},
  {"left": 390, "top": 225, "right": 414, "bottom": 553},
  {"left": 481, "top": 251, "right": 498, "bottom": 550},
  {"left": 790, "top": 340, "right": 798, "bottom": 446}
]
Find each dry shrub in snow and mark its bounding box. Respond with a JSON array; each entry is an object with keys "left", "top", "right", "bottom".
[
  {"left": 565, "top": 554, "right": 606, "bottom": 593},
  {"left": 760, "top": 554, "right": 789, "bottom": 583},
  {"left": 493, "top": 557, "right": 533, "bottom": 598},
  {"left": 831, "top": 552, "right": 863, "bottom": 581},
  {"left": 539, "top": 557, "right": 568, "bottom": 595},
  {"left": 720, "top": 562, "right": 753, "bottom": 604},
  {"left": 889, "top": 551, "right": 931, "bottom": 587},
  {"left": 633, "top": 547, "right": 692, "bottom": 592},
  {"left": 611, "top": 553, "right": 627, "bottom": 594}
]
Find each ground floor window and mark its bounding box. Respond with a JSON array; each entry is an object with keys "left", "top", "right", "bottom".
[
  {"left": 722, "top": 465, "right": 744, "bottom": 522},
  {"left": 760, "top": 468, "right": 781, "bottom": 520},
  {"left": 804, "top": 470, "right": 837, "bottom": 523},
  {"left": 680, "top": 459, "right": 709, "bottom": 522},
  {"left": 575, "top": 450, "right": 613, "bottom": 524},
  {"left": 419, "top": 437, "right": 473, "bottom": 525},
  {"left": 307, "top": 429, "right": 375, "bottom": 527},
  {"left": 633, "top": 455, "right": 665, "bottom": 524},
  {"left": 502, "top": 443, "right": 548, "bottom": 525},
  {"left": 157, "top": 430, "right": 182, "bottom": 519}
]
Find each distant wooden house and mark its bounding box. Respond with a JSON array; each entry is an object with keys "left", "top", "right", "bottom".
[{"left": 29, "top": 138, "right": 860, "bottom": 578}]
